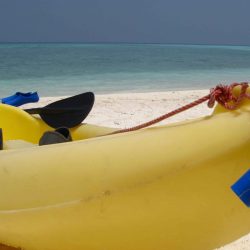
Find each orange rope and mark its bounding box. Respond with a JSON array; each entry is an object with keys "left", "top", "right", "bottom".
[{"left": 110, "top": 82, "right": 249, "bottom": 135}]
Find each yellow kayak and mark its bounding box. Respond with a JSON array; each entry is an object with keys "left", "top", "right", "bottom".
[{"left": 0, "top": 87, "right": 249, "bottom": 250}]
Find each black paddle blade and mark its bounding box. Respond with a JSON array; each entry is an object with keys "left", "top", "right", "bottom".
[{"left": 25, "top": 92, "right": 95, "bottom": 128}]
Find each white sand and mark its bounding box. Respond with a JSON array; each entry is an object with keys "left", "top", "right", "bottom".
[
  {"left": 22, "top": 89, "right": 249, "bottom": 250},
  {"left": 23, "top": 89, "right": 212, "bottom": 127}
]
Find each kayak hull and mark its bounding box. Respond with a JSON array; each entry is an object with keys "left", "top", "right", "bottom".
[{"left": 0, "top": 95, "right": 249, "bottom": 250}]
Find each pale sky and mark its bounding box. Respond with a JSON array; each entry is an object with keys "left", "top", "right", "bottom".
[{"left": 0, "top": 0, "right": 249, "bottom": 45}]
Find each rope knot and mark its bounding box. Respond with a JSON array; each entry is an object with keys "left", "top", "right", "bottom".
[{"left": 208, "top": 82, "right": 249, "bottom": 110}]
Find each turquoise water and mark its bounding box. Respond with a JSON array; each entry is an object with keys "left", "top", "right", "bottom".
[{"left": 0, "top": 43, "right": 249, "bottom": 96}]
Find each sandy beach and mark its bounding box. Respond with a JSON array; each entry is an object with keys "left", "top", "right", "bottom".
[
  {"left": 23, "top": 89, "right": 212, "bottom": 127},
  {"left": 22, "top": 89, "right": 249, "bottom": 250}
]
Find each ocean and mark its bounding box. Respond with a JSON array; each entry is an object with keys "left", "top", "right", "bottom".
[{"left": 0, "top": 43, "right": 249, "bottom": 97}]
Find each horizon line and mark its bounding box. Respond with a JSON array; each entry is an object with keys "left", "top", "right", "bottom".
[{"left": 0, "top": 41, "right": 250, "bottom": 47}]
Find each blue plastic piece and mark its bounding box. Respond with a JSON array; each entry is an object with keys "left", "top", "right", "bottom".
[
  {"left": 231, "top": 169, "right": 250, "bottom": 207},
  {"left": 1, "top": 92, "right": 39, "bottom": 107},
  {"left": 1, "top": 92, "right": 31, "bottom": 103}
]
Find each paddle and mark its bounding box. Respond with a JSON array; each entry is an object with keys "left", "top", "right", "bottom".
[{"left": 24, "top": 92, "right": 95, "bottom": 128}]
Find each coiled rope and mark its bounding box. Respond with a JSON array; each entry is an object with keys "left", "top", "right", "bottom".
[{"left": 110, "top": 82, "right": 250, "bottom": 135}]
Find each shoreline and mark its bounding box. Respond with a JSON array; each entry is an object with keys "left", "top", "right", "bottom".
[{"left": 0, "top": 85, "right": 214, "bottom": 99}]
